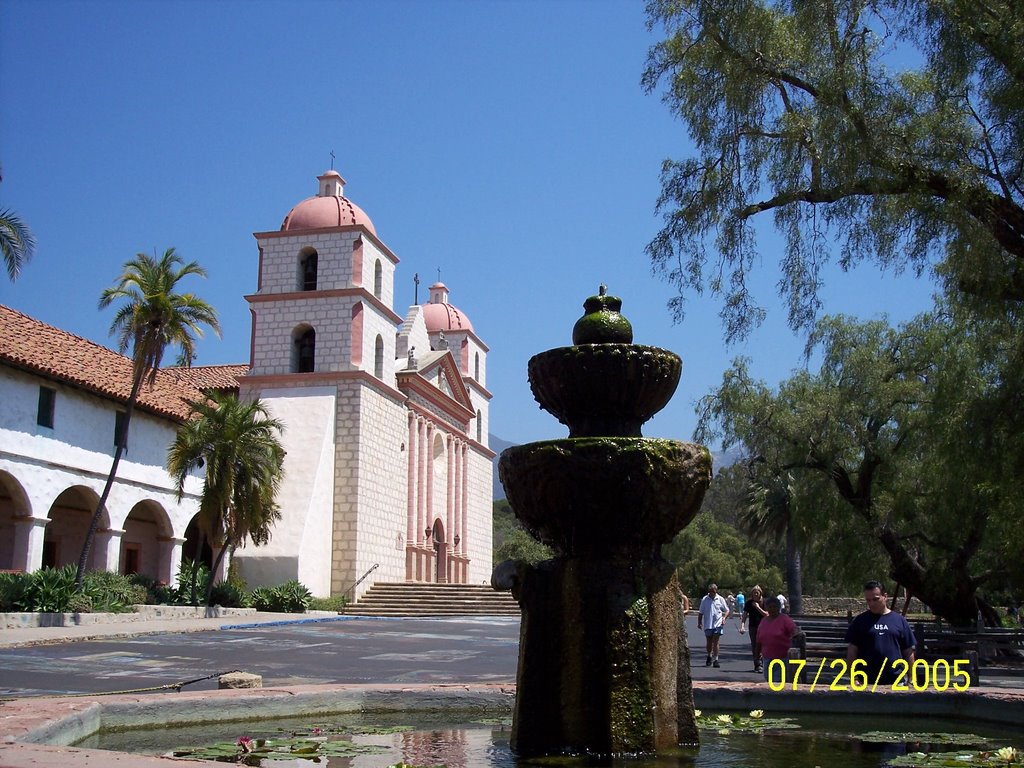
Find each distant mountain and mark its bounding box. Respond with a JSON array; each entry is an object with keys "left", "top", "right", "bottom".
[
  {"left": 489, "top": 434, "right": 517, "bottom": 500},
  {"left": 490, "top": 436, "right": 742, "bottom": 500}
]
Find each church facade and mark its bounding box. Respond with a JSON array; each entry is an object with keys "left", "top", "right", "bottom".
[
  {"left": 0, "top": 169, "right": 494, "bottom": 599},
  {"left": 236, "top": 169, "right": 494, "bottom": 596}
]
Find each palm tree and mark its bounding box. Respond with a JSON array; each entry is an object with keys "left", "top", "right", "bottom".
[
  {"left": 1, "top": 165, "right": 36, "bottom": 280},
  {"left": 739, "top": 463, "right": 805, "bottom": 615},
  {"left": 167, "top": 392, "right": 285, "bottom": 605},
  {"left": 75, "top": 248, "right": 220, "bottom": 587}
]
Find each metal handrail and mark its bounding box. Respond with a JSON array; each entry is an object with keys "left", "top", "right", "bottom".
[{"left": 340, "top": 563, "right": 380, "bottom": 607}]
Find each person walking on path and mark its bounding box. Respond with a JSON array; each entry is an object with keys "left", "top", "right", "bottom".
[
  {"left": 736, "top": 591, "right": 745, "bottom": 620},
  {"left": 697, "top": 583, "right": 730, "bottom": 668},
  {"left": 845, "top": 580, "right": 916, "bottom": 685},
  {"left": 740, "top": 585, "right": 769, "bottom": 672},
  {"left": 755, "top": 596, "right": 800, "bottom": 682}
]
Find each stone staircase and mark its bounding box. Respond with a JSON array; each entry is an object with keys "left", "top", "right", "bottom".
[{"left": 346, "top": 582, "right": 520, "bottom": 617}]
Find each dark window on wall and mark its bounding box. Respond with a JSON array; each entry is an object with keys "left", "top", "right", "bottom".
[
  {"left": 373, "top": 259, "right": 383, "bottom": 298},
  {"left": 115, "top": 411, "right": 128, "bottom": 452},
  {"left": 37, "top": 386, "right": 56, "bottom": 427},
  {"left": 374, "top": 335, "right": 385, "bottom": 379},
  {"left": 296, "top": 328, "right": 316, "bottom": 373},
  {"left": 301, "top": 250, "right": 318, "bottom": 291},
  {"left": 476, "top": 409, "right": 483, "bottom": 442}
]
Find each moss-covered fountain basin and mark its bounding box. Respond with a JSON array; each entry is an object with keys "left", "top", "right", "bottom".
[{"left": 498, "top": 437, "right": 710, "bottom": 556}]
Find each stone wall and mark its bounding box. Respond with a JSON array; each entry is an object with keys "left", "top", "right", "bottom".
[{"left": 797, "top": 595, "right": 931, "bottom": 615}]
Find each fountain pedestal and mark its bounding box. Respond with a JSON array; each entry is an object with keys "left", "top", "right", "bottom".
[{"left": 495, "top": 288, "right": 711, "bottom": 757}]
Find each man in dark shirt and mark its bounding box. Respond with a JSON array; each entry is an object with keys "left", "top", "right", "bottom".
[{"left": 845, "top": 580, "right": 916, "bottom": 684}]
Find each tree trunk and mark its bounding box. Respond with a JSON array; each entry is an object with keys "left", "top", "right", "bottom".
[
  {"left": 75, "top": 371, "right": 144, "bottom": 587},
  {"left": 189, "top": 531, "right": 206, "bottom": 607},
  {"left": 785, "top": 523, "right": 802, "bottom": 614},
  {"left": 205, "top": 540, "right": 231, "bottom": 607}
]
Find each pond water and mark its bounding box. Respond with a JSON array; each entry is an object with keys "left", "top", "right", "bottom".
[{"left": 76, "top": 711, "right": 1013, "bottom": 768}]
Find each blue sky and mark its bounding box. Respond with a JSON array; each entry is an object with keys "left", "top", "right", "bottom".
[{"left": 0, "top": 0, "right": 937, "bottom": 449}]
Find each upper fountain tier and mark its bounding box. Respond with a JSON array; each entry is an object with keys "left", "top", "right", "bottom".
[{"left": 528, "top": 286, "right": 682, "bottom": 438}]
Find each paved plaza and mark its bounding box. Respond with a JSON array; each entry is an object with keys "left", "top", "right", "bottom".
[{"left": 0, "top": 614, "right": 773, "bottom": 698}]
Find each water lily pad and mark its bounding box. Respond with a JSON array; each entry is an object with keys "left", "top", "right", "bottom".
[
  {"left": 858, "top": 732, "right": 991, "bottom": 746},
  {"left": 887, "top": 747, "right": 1024, "bottom": 766},
  {"left": 694, "top": 712, "right": 800, "bottom": 732}
]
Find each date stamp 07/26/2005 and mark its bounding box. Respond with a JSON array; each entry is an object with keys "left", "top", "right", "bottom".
[{"left": 765, "top": 658, "right": 973, "bottom": 693}]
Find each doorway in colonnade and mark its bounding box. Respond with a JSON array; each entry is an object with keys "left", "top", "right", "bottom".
[
  {"left": 432, "top": 518, "right": 446, "bottom": 584},
  {"left": 0, "top": 471, "right": 31, "bottom": 571},
  {"left": 121, "top": 500, "right": 172, "bottom": 580},
  {"left": 45, "top": 486, "right": 105, "bottom": 570},
  {"left": 182, "top": 516, "right": 214, "bottom": 574}
]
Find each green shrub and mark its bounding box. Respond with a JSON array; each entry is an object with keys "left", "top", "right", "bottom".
[
  {"left": 247, "top": 580, "right": 313, "bottom": 613},
  {"left": 66, "top": 592, "right": 93, "bottom": 613},
  {"left": 174, "top": 560, "right": 211, "bottom": 605},
  {"left": 207, "top": 581, "right": 246, "bottom": 608},
  {"left": 22, "top": 565, "right": 77, "bottom": 612},
  {"left": 226, "top": 559, "right": 247, "bottom": 593},
  {"left": 80, "top": 570, "right": 145, "bottom": 612},
  {"left": 308, "top": 595, "right": 347, "bottom": 613},
  {"left": 0, "top": 572, "right": 29, "bottom": 611},
  {"left": 274, "top": 580, "right": 312, "bottom": 612},
  {"left": 249, "top": 586, "right": 276, "bottom": 611}
]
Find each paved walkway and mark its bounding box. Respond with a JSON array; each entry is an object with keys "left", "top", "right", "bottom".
[{"left": 1, "top": 611, "right": 1022, "bottom": 694}]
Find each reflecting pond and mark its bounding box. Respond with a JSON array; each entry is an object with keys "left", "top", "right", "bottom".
[{"left": 76, "top": 711, "right": 1016, "bottom": 768}]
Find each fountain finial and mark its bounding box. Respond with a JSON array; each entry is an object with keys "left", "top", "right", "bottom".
[{"left": 571, "top": 285, "right": 633, "bottom": 345}]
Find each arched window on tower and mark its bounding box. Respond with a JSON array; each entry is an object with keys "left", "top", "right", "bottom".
[
  {"left": 474, "top": 352, "right": 480, "bottom": 381},
  {"left": 476, "top": 409, "right": 482, "bottom": 442},
  {"left": 373, "top": 259, "right": 383, "bottom": 298},
  {"left": 374, "top": 335, "right": 384, "bottom": 379},
  {"left": 293, "top": 325, "right": 316, "bottom": 373},
  {"left": 299, "top": 248, "right": 318, "bottom": 291}
]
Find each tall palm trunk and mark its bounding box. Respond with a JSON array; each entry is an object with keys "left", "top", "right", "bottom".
[
  {"left": 75, "top": 371, "right": 143, "bottom": 587},
  {"left": 189, "top": 531, "right": 207, "bottom": 606},
  {"left": 785, "top": 522, "right": 802, "bottom": 614},
  {"left": 205, "top": 540, "right": 232, "bottom": 607}
]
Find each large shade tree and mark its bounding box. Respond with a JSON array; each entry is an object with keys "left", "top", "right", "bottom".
[
  {"left": 696, "top": 308, "right": 1017, "bottom": 625},
  {"left": 167, "top": 392, "right": 285, "bottom": 606},
  {"left": 643, "top": 0, "right": 1024, "bottom": 341},
  {"left": 76, "top": 249, "right": 220, "bottom": 586}
]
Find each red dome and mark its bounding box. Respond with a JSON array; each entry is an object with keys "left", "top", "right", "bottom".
[
  {"left": 423, "top": 301, "right": 474, "bottom": 333},
  {"left": 281, "top": 195, "right": 376, "bottom": 235}
]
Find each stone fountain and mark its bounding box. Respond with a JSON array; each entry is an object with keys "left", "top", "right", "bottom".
[{"left": 494, "top": 287, "right": 712, "bottom": 757}]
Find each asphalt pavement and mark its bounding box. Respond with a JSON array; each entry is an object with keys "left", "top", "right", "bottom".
[{"left": 0, "top": 613, "right": 767, "bottom": 698}]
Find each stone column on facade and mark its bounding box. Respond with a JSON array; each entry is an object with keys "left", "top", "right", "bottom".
[
  {"left": 425, "top": 422, "right": 435, "bottom": 583},
  {"left": 425, "top": 423, "right": 435, "bottom": 535},
  {"left": 416, "top": 418, "right": 426, "bottom": 546},
  {"left": 159, "top": 536, "right": 186, "bottom": 585},
  {"left": 407, "top": 413, "right": 417, "bottom": 544},
  {"left": 93, "top": 528, "right": 120, "bottom": 573},
  {"left": 214, "top": 547, "right": 229, "bottom": 583},
  {"left": 12, "top": 516, "right": 49, "bottom": 572},
  {"left": 453, "top": 439, "right": 462, "bottom": 552},
  {"left": 445, "top": 435, "right": 454, "bottom": 547},
  {"left": 461, "top": 443, "right": 469, "bottom": 555}
]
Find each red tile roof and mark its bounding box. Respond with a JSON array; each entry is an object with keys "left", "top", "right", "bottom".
[
  {"left": 0, "top": 304, "right": 248, "bottom": 422},
  {"left": 164, "top": 364, "right": 250, "bottom": 392}
]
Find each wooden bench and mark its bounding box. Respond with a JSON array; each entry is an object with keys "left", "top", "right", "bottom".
[{"left": 785, "top": 614, "right": 982, "bottom": 686}]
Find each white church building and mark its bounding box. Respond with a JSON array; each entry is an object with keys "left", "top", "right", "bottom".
[{"left": 0, "top": 168, "right": 494, "bottom": 599}]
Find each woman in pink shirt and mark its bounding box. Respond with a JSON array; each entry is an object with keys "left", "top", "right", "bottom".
[{"left": 755, "top": 596, "right": 799, "bottom": 681}]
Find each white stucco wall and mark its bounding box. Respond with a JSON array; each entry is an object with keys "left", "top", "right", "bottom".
[
  {"left": 0, "top": 364, "right": 201, "bottom": 575},
  {"left": 465, "top": 448, "right": 494, "bottom": 584},
  {"left": 232, "top": 385, "right": 337, "bottom": 596}
]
